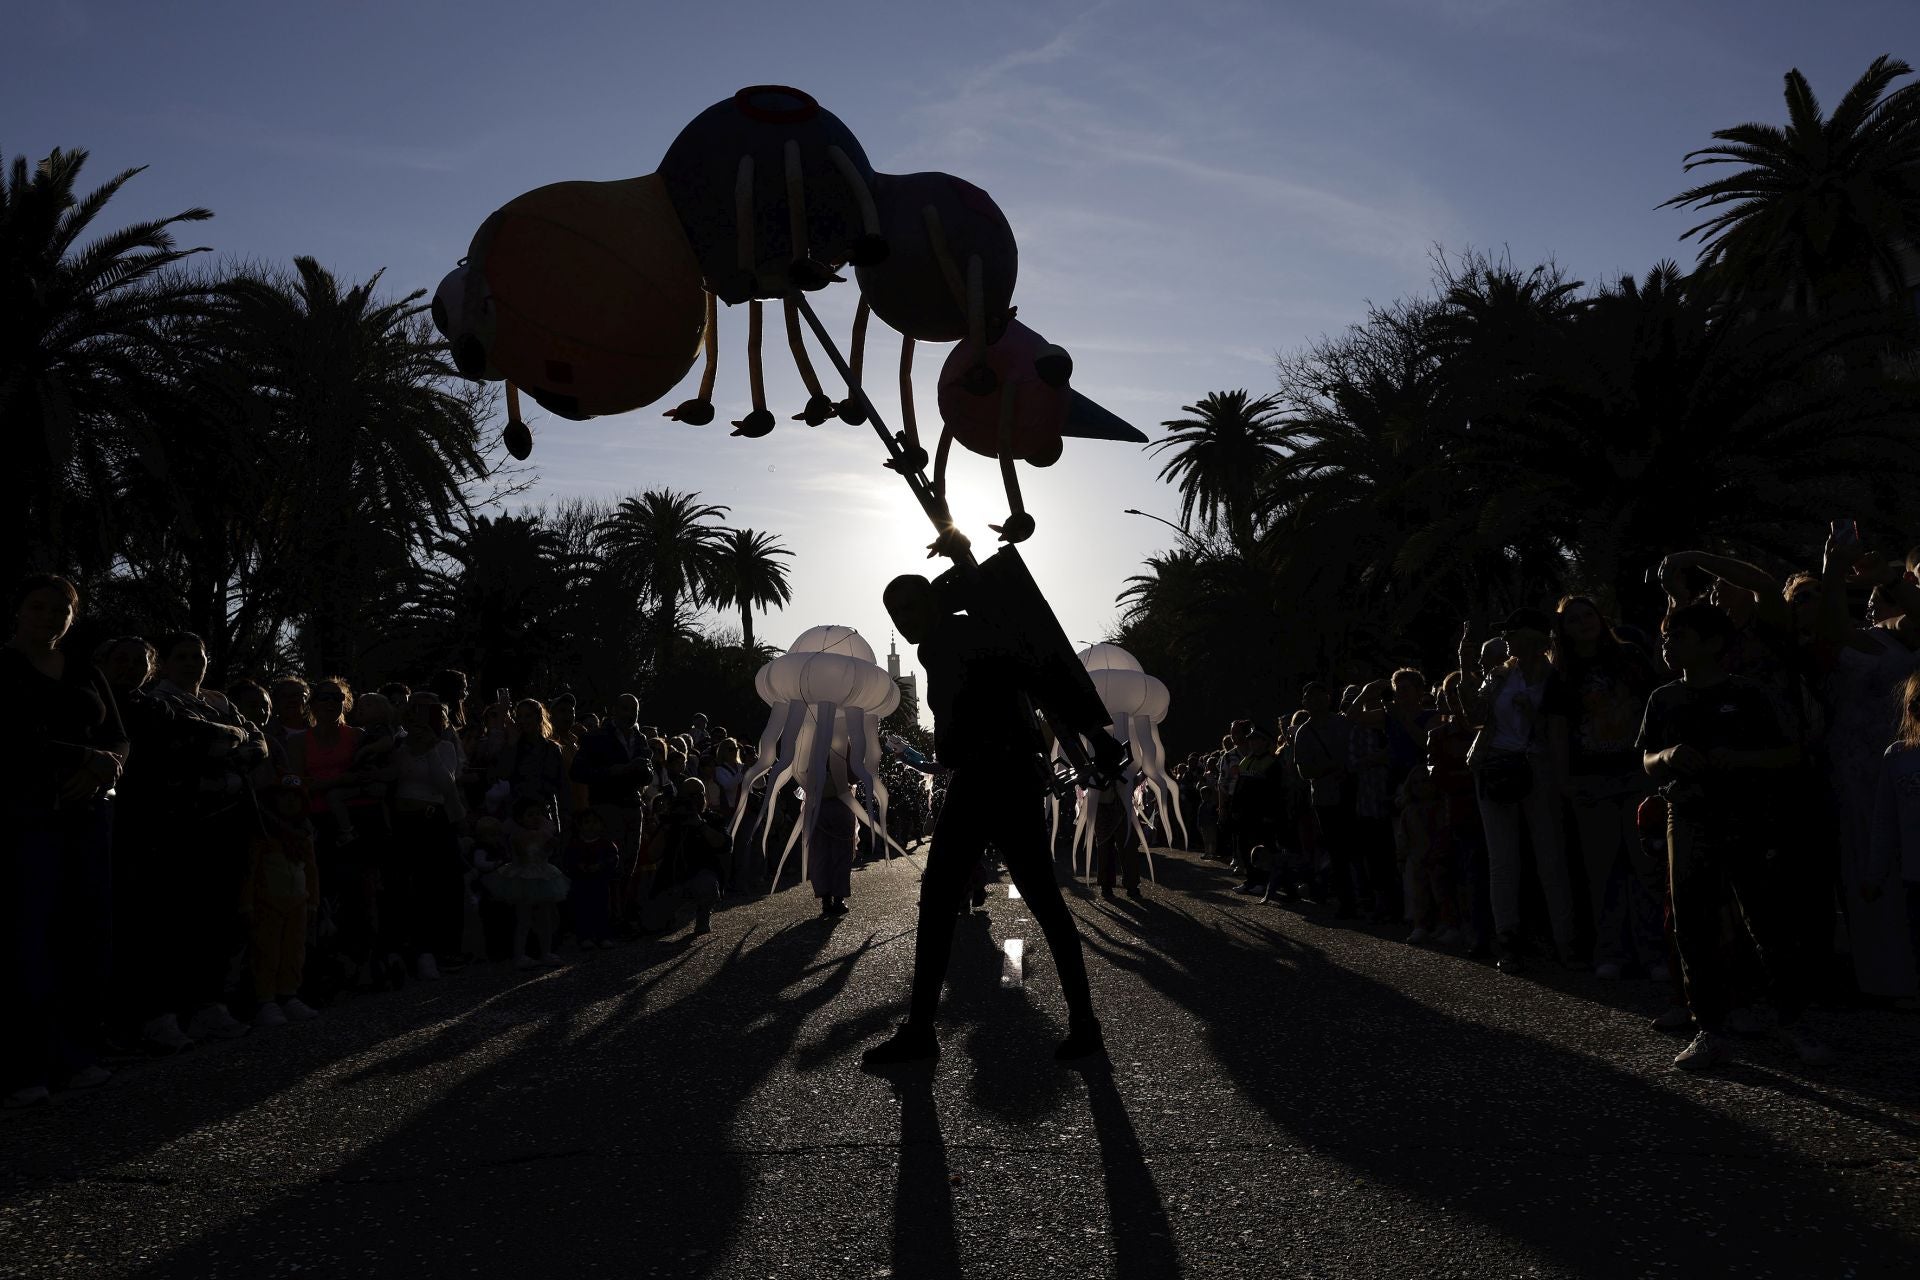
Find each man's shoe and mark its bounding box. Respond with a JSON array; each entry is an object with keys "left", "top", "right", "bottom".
[
  {"left": 61, "top": 1064, "right": 112, "bottom": 1091},
  {"left": 3, "top": 1086, "right": 50, "bottom": 1109},
  {"left": 1594, "top": 962, "right": 1624, "bottom": 980},
  {"left": 1055, "top": 1017, "right": 1106, "bottom": 1062},
  {"left": 186, "top": 1004, "right": 248, "bottom": 1041},
  {"left": 1651, "top": 1005, "right": 1694, "bottom": 1033},
  {"left": 1648, "top": 962, "right": 1672, "bottom": 983},
  {"left": 862, "top": 1025, "right": 939, "bottom": 1069},
  {"left": 281, "top": 998, "right": 319, "bottom": 1022},
  {"left": 1127, "top": 885, "right": 1144, "bottom": 900},
  {"left": 252, "top": 1000, "right": 287, "bottom": 1029},
  {"left": 142, "top": 1013, "right": 193, "bottom": 1054},
  {"left": 692, "top": 909, "right": 713, "bottom": 937},
  {"left": 1673, "top": 1029, "right": 1729, "bottom": 1072},
  {"left": 415, "top": 954, "right": 442, "bottom": 981},
  {"left": 1774, "top": 1022, "right": 1836, "bottom": 1067},
  {"left": 1494, "top": 933, "right": 1525, "bottom": 975},
  {"left": 1407, "top": 927, "right": 1431, "bottom": 944},
  {"left": 1101, "top": 886, "right": 1116, "bottom": 900}
]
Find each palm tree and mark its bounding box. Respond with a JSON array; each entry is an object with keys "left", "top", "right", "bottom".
[
  {"left": 709, "top": 527, "right": 793, "bottom": 652},
  {"left": 1663, "top": 55, "right": 1920, "bottom": 310},
  {"left": 383, "top": 513, "right": 592, "bottom": 693},
  {"left": 1149, "top": 389, "right": 1294, "bottom": 551},
  {"left": 1, "top": 147, "right": 213, "bottom": 568},
  {"left": 597, "top": 489, "right": 731, "bottom": 677},
  {"left": 213, "top": 256, "right": 490, "bottom": 671}
]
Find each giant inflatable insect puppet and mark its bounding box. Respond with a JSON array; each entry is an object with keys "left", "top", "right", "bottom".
[{"left": 432, "top": 85, "right": 1142, "bottom": 785}]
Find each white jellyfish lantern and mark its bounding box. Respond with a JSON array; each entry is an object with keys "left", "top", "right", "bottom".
[
  {"left": 732, "top": 626, "right": 907, "bottom": 889},
  {"left": 1050, "top": 642, "right": 1188, "bottom": 882}
]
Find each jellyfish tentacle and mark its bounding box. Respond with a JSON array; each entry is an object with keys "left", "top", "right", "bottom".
[
  {"left": 731, "top": 299, "right": 776, "bottom": 437},
  {"left": 666, "top": 290, "right": 719, "bottom": 425},
  {"left": 784, "top": 295, "right": 835, "bottom": 424}
]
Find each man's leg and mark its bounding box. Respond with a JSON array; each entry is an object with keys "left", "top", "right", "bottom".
[
  {"left": 904, "top": 771, "right": 991, "bottom": 1029},
  {"left": 995, "top": 783, "right": 1097, "bottom": 1030},
  {"left": 1668, "top": 817, "right": 1734, "bottom": 1031}
]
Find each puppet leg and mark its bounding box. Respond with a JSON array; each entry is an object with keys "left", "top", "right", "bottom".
[
  {"left": 836, "top": 298, "right": 873, "bottom": 425},
  {"left": 885, "top": 332, "right": 929, "bottom": 475},
  {"left": 784, "top": 140, "right": 837, "bottom": 290},
  {"left": 666, "top": 291, "right": 719, "bottom": 425},
  {"left": 730, "top": 300, "right": 776, "bottom": 438},
  {"left": 784, "top": 294, "right": 835, "bottom": 425},
  {"left": 988, "top": 379, "right": 1036, "bottom": 543},
  {"left": 828, "top": 144, "right": 886, "bottom": 266}
]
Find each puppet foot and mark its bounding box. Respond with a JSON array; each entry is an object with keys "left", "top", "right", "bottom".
[
  {"left": 793, "top": 393, "right": 836, "bottom": 426},
  {"left": 861, "top": 1023, "right": 939, "bottom": 1069},
  {"left": 885, "top": 444, "right": 930, "bottom": 475},
  {"left": 835, "top": 397, "right": 869, "bottom": 425},
  {"left": 990, "top": 512, "right": 1036, "bottom": 543},
  {"left": 730, "top": 409, "right": 777, "bottom": 438},
  {"left": 1055, "top": 1015, "right": 1106, "bottom": 1062},
  {"left": 665, "top": 398, "right": 715, "bottom": 425},
  {"left": 787, "top": 258, "right": 843, "bottom": 290},
  {"left": 502, "top": 418, "right": 533, "bottom": 461}
]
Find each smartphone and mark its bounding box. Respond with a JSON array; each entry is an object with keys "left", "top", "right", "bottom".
[
  {"left": 495, "top": 687, "right": 511, "bottom": 706},
  {"left": 1833, "top": 519, "right": 1860, "bottom": 549}
]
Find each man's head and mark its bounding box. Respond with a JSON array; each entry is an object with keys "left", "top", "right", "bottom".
[
  {"left": 884, "top": 574, "right": 946, "bottom": 645},
  {"left": 613, "top": 693, "right": 640, "bottom": 728},
  {"left": 1660, "top": 602, "right": 1735, "bottom": 675},
  {"left": 1495, "top": 608, "right": 1554, "bottom": 662},
  {"left": 1302, "top": 682, "right": 1331, "bottom": 715},
  {"left": 228, "top": 677, "right": 271, "bottom": 726},
  {"left": 678, "top": 776, "right": 708, "bottom": 813}
]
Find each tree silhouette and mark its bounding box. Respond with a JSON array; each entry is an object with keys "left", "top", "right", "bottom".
[
  {"left": 1, "top": 147, "right": 213, "bottom": 569},
  {"left": 709, "top": 527, "right": 793, "bottom": 653},
  {"left": 1148, "top": 389, "right": 1293, "bottom": 552},
  {"left": 597, "top": 489, "right": 731, "bottom": 681},
  {"left": 1663, "top": 54, "right": 1920, "bottom": 312}
]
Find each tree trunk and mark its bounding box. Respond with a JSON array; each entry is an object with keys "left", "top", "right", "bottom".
[{"left": 740, "top": 602, "right": 754, "bottom": 652}]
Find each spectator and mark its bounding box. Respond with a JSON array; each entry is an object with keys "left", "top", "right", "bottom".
[
  {"left": 494, "top": 698, "right": 565, "bottom": 830},
  {"left": 1553, "top": 595, "right": 1662, "bottom": 978},
  {"left": 485, "top": 796, "right": 569, "bottom": 968},
  {"left": 151, "top": 632, "right": 269, "bottom": 1033},
  {"left": 246, "top": 775, "right": 320, "bottom": 1028},
  {"left": 638, "top": 778, "right": 729, "bottom": 938},
  {"left": 571, "top": 693, "right": 652, "bottom": 891},
  {"left": 1292, "top": 683, "right": 1356, "bottom": 917},
  {"left": 388, "top": 698, "right": 468, "bottom": 981},
  {"left": 1639, "top": 602, "right": 1834, "bottom": 1071},
  {"left": 3, "top": 575, "right": 126, "bottom": 1109},
  {"left": 1867, "top": 670, "right": 1920, "bottom": 1009},
  {"left": 1460, "top": 609, "right": 1576, "bottom": 974},
  {"left": 562, "top": 809, "right": 620, "bottom": 948}
]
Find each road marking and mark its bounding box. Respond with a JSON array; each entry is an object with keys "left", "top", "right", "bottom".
[
  {"left": 1000, "top": 938, "right": 1024, "bottom": 988},
  {"left": 1007, "top": 884, "right": 1021, "bottom": 899}
]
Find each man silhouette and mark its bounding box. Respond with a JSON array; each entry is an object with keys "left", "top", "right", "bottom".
[{"left": 861, "top": 573, "right": 1107, "bottom": 1068}]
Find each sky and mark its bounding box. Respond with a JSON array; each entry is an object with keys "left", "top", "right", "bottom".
[{"left": 8, "top": 0, "right": 1909, "bottom": 714}]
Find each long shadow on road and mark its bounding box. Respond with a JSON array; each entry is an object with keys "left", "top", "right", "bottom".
[
  {"left": 121, "top": 917, "right": 873, "bottom": 1278},
  {"left": 1078, "top": 884, "right": 1920, "bottom": 1277}
]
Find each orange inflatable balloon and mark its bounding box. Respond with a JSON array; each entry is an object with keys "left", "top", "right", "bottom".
[{"left": 466, "top": 174, "right": 706, "bottom": 419}]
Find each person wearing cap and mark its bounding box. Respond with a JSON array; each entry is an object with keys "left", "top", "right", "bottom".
[
  {"left": 1459, "top": 607, "right": 1576, "bottom": 974},
  {"left": 247, "top": 774, "right": 321, "bottom": 1027}
]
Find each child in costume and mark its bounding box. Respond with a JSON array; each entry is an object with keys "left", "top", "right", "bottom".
[
  {"left": 248, "top": 775, "right": 321, "bottom": 1026},
  {"left": 484, "top": 796, "right": 570, "bottom": 968}
]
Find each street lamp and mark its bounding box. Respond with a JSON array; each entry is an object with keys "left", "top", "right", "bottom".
[{"left": 1123, "top": 508, "right": 1196, "bottom": 542}]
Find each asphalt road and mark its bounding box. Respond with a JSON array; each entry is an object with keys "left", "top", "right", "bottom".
[{"left": 3, "top": 846, "right": 1917, "bottom": 1279}]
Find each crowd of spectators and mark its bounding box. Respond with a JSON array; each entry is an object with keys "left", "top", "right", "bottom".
[
  {"left": 2, "top": 573, "right": 925, "bottom": 1109},
  {"left": 1174, "top": 532, "right": 1920, "bottom": 1073}
]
